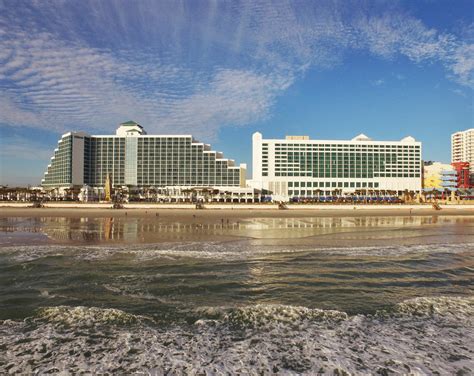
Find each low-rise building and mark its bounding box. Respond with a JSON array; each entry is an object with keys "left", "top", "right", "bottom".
[
  {"left": 451, "top": 162, "right": 471, "bottom": 189},
  {"left": 423, "top": 162, "right": 457, "bottom": 190}
]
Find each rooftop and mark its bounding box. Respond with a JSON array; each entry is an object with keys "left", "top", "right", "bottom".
[{"left": 120, "top": 120, "right": 143, "bottom": 128}]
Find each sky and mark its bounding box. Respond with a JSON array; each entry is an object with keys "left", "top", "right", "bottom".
[{"left": 0, "top": 0, "right": 473, "bottom": 186}]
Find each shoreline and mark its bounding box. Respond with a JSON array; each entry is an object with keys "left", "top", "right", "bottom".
[
  {"left": 2, "top": 206, "right": 474, "bottom": 248},
  {"left": 1, "top": 203, "right": 473, "bottom": 219}
]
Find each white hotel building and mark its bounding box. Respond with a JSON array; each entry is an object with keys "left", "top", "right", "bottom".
[
  {"left": 251, "top": 132, "right": 422, "bottom": 198},
  {"left": 42, "top": 121, "right": 249, "bottom": 196},
  {"left": 452, "top": 128, "right": 474, "bottom": 172}
]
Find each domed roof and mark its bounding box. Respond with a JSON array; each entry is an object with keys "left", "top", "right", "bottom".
[
  {"left": 400, "top": 136, "right": 416, "bottom": 143},
  {"left": 120, "top": 120, "right": 142, "bottom": 127},
  {"left": 351, "top": 133, "right": 372, "bottom": 141}
]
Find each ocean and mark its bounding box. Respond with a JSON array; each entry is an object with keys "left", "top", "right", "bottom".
[{"left": 0, "top": 215, "right": 473, "bottom": 374}]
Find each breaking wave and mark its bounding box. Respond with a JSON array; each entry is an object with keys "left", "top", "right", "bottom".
[
  {"left": 382, "top": 295, "right": 474, "bottom": 318},
  {"left": 35, "top": 306, "right": 149, "bottom": 327},
  {"left": 194, "top": 304, "right": 349, "bottom": 328},
  {"left": 1, "top": 296, "right": 473, "bottom": 374}
]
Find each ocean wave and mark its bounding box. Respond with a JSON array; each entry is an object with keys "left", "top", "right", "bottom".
[
  {"left": 34, "top": 305, "right": 149, "bottom": 327},
  {"left": 1, "top": 296, "right": 473, "bottom": 375},
  {"left": 1, "top": 241, "right": 472, "bottom": 263},
  {"left": 195, "top": 304, "right": 348, "bottom": 328},
  {"left": 102, "top": 283, "right": 172, "bottom": 304},
  {"left": 193, "top": 296, "right": 474, "bottom": 329},
  {"left": 382, "top": 296, "right": 474, "bottom": 318}
]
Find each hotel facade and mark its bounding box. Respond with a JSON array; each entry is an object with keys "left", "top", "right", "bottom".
[
  {"left": 42, "top": 121, "right": 247, "bottom": 192},
  {"left": 452, "top": 128, "right": 474, "bottom": 165},
  {"left": 251, "top": 132, "right": 422, "bottom": 198},
  {"left": 451, "top": 128, "right": 474, "bottom": 185}
]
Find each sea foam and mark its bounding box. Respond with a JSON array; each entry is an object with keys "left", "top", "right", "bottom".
[{"left": 1, "top": 296, "right": 472, "bottom": 375}]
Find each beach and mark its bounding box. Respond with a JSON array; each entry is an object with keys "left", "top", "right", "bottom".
[{"left": 1, "top": 203, "right": 474, "bottom": 219}]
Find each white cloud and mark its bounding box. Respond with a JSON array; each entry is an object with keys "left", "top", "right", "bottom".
[
  {"left": 371, "top": 79, "right": 385, "bottom": 87},
  {"left": 159, "top": 69, "right": 293, "bottom": 138},
  {"left": 448, "top": 44, "right": 474, "bottom": 86},
  {"left": 0, "top": 1, "right": 472, "bottom": 139},
  {"left": 0, "top": 28, "right": 295, "bottom": 138},
  {"left": 450, "top": 88, "right": 467, "bottom": 98},
  {"left": 0, "top": 95, "right": 43, "bottom": 127}
]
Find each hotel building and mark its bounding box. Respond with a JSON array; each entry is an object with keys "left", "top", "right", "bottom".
[
  {"left": 42, "top": 121, "right": 247, "bottom": 192},
  {"left": 251, "top": 132, "right": 422, "bottom": 197},
  {"left": 451, "top": 128, "right": 474, "bottom": 184}
]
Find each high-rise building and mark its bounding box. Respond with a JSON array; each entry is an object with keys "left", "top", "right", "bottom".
[
  {"left": 251, "top": 132, "right": 422, "bottom": 197},
  {"left": 452, "top": 128, "right": 474, "bottom": 163},
  {"left": 42, "top": 121, "right": 247, "bottom": 190},
  {"left": 451, "top": 128, "right": 474, "bottom": 184}
]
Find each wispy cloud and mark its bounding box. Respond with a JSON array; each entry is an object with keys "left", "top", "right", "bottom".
[
  {"left": 450, "top": 88, "right": 468, "bottom": 97},
  {"left": 0, "top": 0, "right": 472, "bottom": 140},
  {"left": 0, "top": 134, "right": 53, "bottom": 161},
  {"left": 371, "top": 79, "right": 385, "bottom": 87},
  {"left": 0, "top": 133, "right": 54, "bottom": 185},
  {"left": 0, "top": 28, "right": 293, "bottom": 138}
]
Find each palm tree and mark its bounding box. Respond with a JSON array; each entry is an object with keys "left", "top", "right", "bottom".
[
  {"left": 181, "top": 188, "right": 192, "bottom": 202},
  {"left": 430, "top": 188, "right": 441, "bottom": 202}
]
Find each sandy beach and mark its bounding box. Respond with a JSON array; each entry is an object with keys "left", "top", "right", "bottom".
[{"left": 1, "top": 204, "right": 474, "bottom": 221}]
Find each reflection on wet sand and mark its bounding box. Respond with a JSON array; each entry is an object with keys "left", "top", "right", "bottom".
[{"left": 1, "top": 215, "right": 474, "bottom": 245}]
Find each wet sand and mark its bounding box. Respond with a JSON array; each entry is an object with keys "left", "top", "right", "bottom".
[
  {"left": 1, "top": 210, "right": 474, "bottom": 248},
  {"left": 1, "top": 206, "right": 474, "bottom": 221}
]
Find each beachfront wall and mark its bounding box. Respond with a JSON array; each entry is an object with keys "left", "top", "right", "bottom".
[
  {"left": 251, "top": 132, "right": 422, "bottom": 197},
  {"left": 41, "top": 121, "right": 246, "bottom": 190}
]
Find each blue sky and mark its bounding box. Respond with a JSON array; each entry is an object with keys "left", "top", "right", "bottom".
[{"left": 0, "top": 0, "right": 472, "bottom": 185}]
